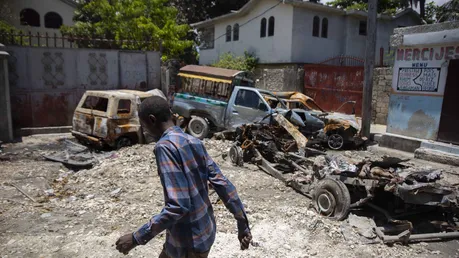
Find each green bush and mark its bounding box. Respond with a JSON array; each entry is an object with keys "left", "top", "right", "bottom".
[{"left": 211, "top": 51, "right": 258, "bottom": 72}]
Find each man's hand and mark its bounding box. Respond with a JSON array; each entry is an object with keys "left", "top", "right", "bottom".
[
  {"left": 115, "top": 233, "right": 137, "bottom": 255},
  {"left": 238, "top": 231, "right": 252, "bottom": 250}
]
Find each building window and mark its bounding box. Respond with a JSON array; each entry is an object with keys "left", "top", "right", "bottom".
[
  {"left": 321, "top": 18, "right": 328, "bottom": 38},
  {"left": 260, "top": 18, "right": 267, "bottom": 38},
  {"left": 233, "top": 23, "right": 239, "bottom": 41},
  {"left": 44, "top": 12, "right": 63, "bottom": 29},
  {"left": 20, "top": 9, "right": 40, "bottom": 27},
  {"left": 199, "top": 27, "right": 215, "bottom": 49},
  {"left": 359, "top": 21, "right": 367, "bottom": 36},
  {"left": 312, "top": 16, "right": 320, "bottom": 37},
  {"left": 268, "top": 16, "right": 275, "bottom": 37},
  {"left": 226, "top": 25, "right": 232, "bottom": 42}
]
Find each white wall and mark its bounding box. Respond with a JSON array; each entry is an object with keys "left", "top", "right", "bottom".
[
  {"left": 199, "top": 2, "right": 422, "bottom": 66},
  {"left": 8, "top": 0, "right": 76, "bottom": 36},
  {"left": 344, "top": 14, "right": 420, "bottom": 64},
  {"left": 199, "top": 0, "right": 294, "bottom": 65},
  {"left": 291, "top": 7, "right": 345, "bottom": 63}
]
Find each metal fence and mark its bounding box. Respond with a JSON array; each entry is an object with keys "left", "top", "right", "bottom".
[
  {"left": 0, "top": 30, "right": 160, "bottom": 50},
  {"left": 319, "top": 55, "right": 365, "bottom": 67}
]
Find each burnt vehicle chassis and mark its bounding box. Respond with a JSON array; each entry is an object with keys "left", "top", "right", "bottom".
[{"left": 229, "top": 116, "right": 459, "bottom": 244}]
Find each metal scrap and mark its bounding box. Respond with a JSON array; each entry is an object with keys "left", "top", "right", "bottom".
[{"left": 230, "top": 120, "right": 459, "bottom": 243}]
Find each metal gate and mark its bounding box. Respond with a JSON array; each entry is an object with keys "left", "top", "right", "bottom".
[
  {"left": 438, "top": 59, "right": 459, "bottom": 144},
  {"left": 304, "top": 56, "right": 364, "bottom": 115}
]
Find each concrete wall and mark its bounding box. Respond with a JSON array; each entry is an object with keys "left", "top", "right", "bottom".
[
  {"left": 7, "top": 0, "right": 76, "bottom": 38},
  {"left": 199, "top": 0, "right": 294, "bottom": 65},
  {"left": 291, "top": 7, "right": 345, "bottom": 63},
  {"left": 6, "top": 46, "right": 161, "bottom": 128},
  {"left": 344, "top": 15, "right": 420, "bottom": 65},
  {"left": 372, "top": 67, "right": 392, "bottom": 125},
  {"left": 199, "top": 4, "right": 420, "bottom": 66},
  {"left": 387, "top": 43, "right": 459, "bottom": 140},
  {"left": 252, "top": 64, "right": 304, "bottom": 92}
]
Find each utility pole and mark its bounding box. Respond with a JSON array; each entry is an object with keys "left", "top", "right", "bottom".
[{"left": 361, "top": 0, "right": 378, "bottom": 138}]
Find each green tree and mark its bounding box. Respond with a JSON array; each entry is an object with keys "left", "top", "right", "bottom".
[
  {"left": 170, "top": 0, "right": 249, "bottom": 24},
  {"left": 61, "top": 0, "right": 193, "bottom": 60},
  {"left": 328, "top": 0, "right": 427, "bottom": 17},
  {"left": 328, "top": 0, "right": 409, "bottom": 14},
  {"left": 437, "top": 0, "right": 459, "bottom": 22},
  {"left": 211, "top": 51, "right": 258, "bottom": 72},
  {"left": 169, "top": 0, "right": 250, "bottom": 64},
  {"left": 424, "top": 1, "right": 439, "bottom": 24}
]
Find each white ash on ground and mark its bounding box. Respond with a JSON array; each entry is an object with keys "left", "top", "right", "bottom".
[{"left": 0, "top": 135, "right": 457, "bottom": 257}]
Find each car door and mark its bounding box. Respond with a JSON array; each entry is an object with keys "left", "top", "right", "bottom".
[{"left": 226, "top": 88, "right": 271, "bottom": 129}]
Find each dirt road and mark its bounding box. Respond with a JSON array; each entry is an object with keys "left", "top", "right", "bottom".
[{"left": 1, "top": 134, "right": 458, "bottom": 257}]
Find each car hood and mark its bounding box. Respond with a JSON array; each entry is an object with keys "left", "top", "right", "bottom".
[{"left": 326, "top": 112, "right": 360, "bottom": 130}]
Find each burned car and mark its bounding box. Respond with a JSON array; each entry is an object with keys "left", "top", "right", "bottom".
[
  {"left": 72, "top": 89, "right": 166, "bottom": 149},
  {"left": 172, "top": 65, "right": 325, "bottom": 140},
  {"left": 271, "top": 92, "right": 364, "bottom": 150},
  {"left": 229, "top": 115, "right": 459, "bottom": 244}
]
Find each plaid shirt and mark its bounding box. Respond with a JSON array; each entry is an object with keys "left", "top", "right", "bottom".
[{"left": 133, "top": 126, "right": 249, "bottom": 258}]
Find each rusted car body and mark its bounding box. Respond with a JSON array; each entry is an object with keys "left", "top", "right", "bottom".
[
  {"left": 271, "top": 92, "right": 364, "bottom": 149},
  {"left": 72, "top": 89, "right": 165, "bottom": 148}
]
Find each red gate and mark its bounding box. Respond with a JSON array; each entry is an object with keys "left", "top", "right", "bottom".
[{"left": 304, "top": 56, "right": 364, "bottom": 116}]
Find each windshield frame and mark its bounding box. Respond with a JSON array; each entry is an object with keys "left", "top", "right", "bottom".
[{"left": 259, "top": 91, "right": 288, "bottom": 110}]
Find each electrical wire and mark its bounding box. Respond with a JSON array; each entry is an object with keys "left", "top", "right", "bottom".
[{"left": 200, "top": 0, "right": 284, "bottom": 44}]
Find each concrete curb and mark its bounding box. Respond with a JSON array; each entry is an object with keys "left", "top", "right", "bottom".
[
  {"left": 414, "top": 147, "right": 459, "bottom": 167},
  {"left": 16, "top": 126, "right": 72, "bottom": 137}
]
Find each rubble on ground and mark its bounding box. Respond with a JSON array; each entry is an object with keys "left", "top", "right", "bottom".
[
  {"left": 0, "top": 134, "right": 459, "bottom": 257},
  {"left": 229, "top": 118, "right": 459, "bottom": 243}
]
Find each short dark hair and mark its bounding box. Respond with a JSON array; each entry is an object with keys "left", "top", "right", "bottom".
[{"left": 139, "top": 96, "right": 171, "bottom": 123}]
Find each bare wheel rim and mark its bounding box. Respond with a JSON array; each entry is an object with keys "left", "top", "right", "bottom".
[
  {"left": 190, "top": 120, "right": 204, "bottom": 134},
  {"left": 229, "top": 146, "right": 238, "bottom": 164},
  {"left": 317, "top": 191, "right": 335, "bottom": 216},
  {"left": 328, "top": 134, "right": 344, "bottom": 150}
]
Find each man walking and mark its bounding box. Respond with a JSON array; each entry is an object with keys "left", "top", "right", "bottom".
[{"left": 115, "top": 96, "right": 252, "bottom": 257}]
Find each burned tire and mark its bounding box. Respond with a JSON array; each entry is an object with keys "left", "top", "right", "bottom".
[
  {"left": 116, "top": 136, "right": 132, "bottom": 149},
  {"left": 328, "top": 133, "right": 344, "bottom": 150},
  {"left": 312, "top": 178, "right": 351, "bottom": 221},
  {"left": 229, "top": 145, "right": 243, "bottom": 166},
  {"left": 188, "top": 116, "right": 210, "bottom": 140}
]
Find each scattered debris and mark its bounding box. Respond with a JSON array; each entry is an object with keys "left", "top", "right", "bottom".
[
  {"left": 43, "top": 139, "right": 115, "bottom": 169},
  {"left": 229, "top": 114, "right": 459, "bottom": 244},
  {"left": 1, "top": 134, "right": 457, "bottom": 257},
  {"left": 7, "top": 182, "right": 37, "bottom": 203}
]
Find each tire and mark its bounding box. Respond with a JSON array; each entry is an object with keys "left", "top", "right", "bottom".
[
  {"left": 187, "top": 116, "right": 210, "bottom": 140},
  {"left": 312, "top": 178, "right": 351, "bottom": 221},
  {"left": 116, "top": 136, "right": 132, "bottom": 149},
  {"left": 328, "top": 133, "right": 344, "bottom": 150},
  {"left": 229, "top": 145, "right": 243, "bottom": 166}
]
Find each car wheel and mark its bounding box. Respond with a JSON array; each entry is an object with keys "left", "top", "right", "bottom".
[
  {"left": 328, "top": 133, "right": 344, "bottom": 150},
  {"left": 187, "top": 116, "right": 210, "bottom": 140},
  {"left": 229, "top": 145, "right": 243, "bottom": 166},
  {"left": 312, "top": 178, "right": 351, "bottom": 221},
  {"left": 116, "top": 136, "right": 132, "bottom": 149}
]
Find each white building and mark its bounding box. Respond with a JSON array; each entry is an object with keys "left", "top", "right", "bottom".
[
  {"left": 192, "top": 0, "right": 423, "bottom": 65},
  {"left": 6, "top": 0, "right": 77, "bottom": 37}
]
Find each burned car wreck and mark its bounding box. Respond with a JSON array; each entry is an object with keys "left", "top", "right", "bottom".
[
  {"left": 72, "top": 89, "right": 166, "bottom": 149},
  {"left": 229, "top": 114, "right": 459, "bottom": 244},
  {"left": 269, "top": 92, "right": 365, "bottom": 150}
]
